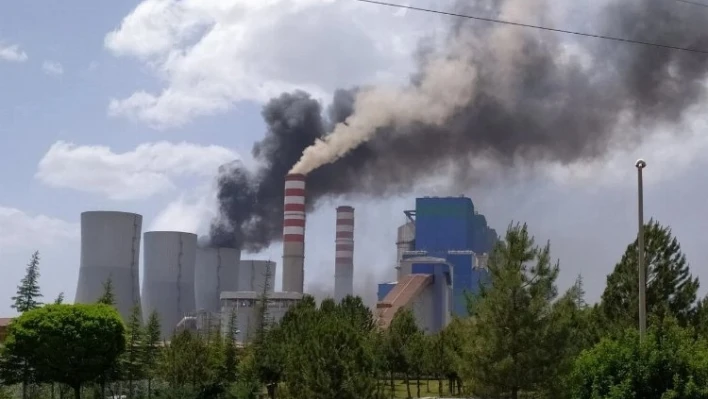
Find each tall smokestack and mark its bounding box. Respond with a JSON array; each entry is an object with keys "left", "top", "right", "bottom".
[
  {"left": 282, "top": 173, "right": 306, "bottom": 293},
  {"left": 334, "top": 206, "right": 354, "bottom": 302}
]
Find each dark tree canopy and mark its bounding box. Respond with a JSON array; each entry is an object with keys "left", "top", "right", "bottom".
[
  {"left": 601, "top": 220, "right": 699, "bottom": 329},
  {"left": 572, "top": 318, "right": 708, "bottom": 399},
  {"left": 1, "top": 304, "right": 125, "bottom": 399}
]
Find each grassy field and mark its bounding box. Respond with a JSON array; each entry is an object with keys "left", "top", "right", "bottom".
[{"left": 380, "top": 379, "right": 463, "bottom": 398}]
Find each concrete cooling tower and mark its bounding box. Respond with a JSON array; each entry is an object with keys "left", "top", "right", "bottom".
[
  {"left": 195, "top": 247, "right": 240, "bottom": 313},
  {"left": 142, "top": 231, "right": 197, "bottom": 339},
  {"left": 238, "top": 260, "right": 276, "bottom": 292},
  {"left": 74, "top": 211, "right": 142, "bottom": 321}
]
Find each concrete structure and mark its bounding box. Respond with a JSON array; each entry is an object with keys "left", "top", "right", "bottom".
[
  {"left": 177, "top": 309, "right": 221, "bottom": 339},
  {"left": 238, "top": 260, "right": 276, "bottom": 292},
  {"left": 142, "top": 231, "right": 197, "bottom": 339},
  {"left": 376, "top": 196, "right": 497, "bottom": 331},
  {"left": 195, "top": 247, "right": 240, "bottom": 313},
  {"left": 396, "top": 222, "right": 416, "bottom": 273},
  {"left": 334, "top": 206, "right": 354, "bottom": 302},
  {"left": 282, "top": 174, "right": 306, "bottom": 293},
  {"left": 377, "top": 257, "right": 452, "bottom": 333},
  {"left": 75, "top": 211, "right": 142, "bottom": 321},
  {"left": 220, "top": 291, "right": 302, "bottom": 344}
]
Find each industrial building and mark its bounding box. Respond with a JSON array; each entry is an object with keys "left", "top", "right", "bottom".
[
  {"left": 220, "top": 291, "right": 302, "bottom": 343},
  {"left": 376, "top": 197, "right": 496, "bottom": 333},
  {"left": 69, "top": 175, "right": 495, "bottom": 342},
  {"left": 74, "top": 211, "right": 143, "bottom": 321}
]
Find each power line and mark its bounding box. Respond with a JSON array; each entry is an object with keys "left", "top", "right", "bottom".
[
  {"left": 354, "top": 0, "right": 708, "bottom": 55},
  {"left": 675, "top": 0, "right": 708, "bottom": 8}
]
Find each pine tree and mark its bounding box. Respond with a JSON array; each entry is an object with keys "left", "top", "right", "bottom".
[
  {"left": 143, "top": 311, "right": 161, "bottom": 399},
  {"left": 54, "top": 292, "right": 64, "bottom": 305},
  {"left": 601, "top": 220, "right": 699, "bottom": 330},
  {"left": 460, "top": 223, "right": 562, "bottom": 399},
  {"left": 253, "top": 264, "right": 273, "bottom": 341},
  {"left": 11, "top": 251, "right": 43, "bottom": 313},
  {"left": 97, "top": 276, "right": 116, "bottom": 306},
  {"left": 122, "top": 304, "right": 144, "bottom": 399},
  {"left": 223, "top": 308, "right": 239, "bottom": 383},
  {"left": 9, "top": 251, "right": 42, "bottom": 399}
]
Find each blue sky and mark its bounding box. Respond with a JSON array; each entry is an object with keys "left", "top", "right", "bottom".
[{"left": 2, "top": 0, "right": 708, "bottom": 313}]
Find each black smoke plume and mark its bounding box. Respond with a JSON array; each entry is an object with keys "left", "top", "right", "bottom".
[{"left": 211, "top": 0, "right": 708, "bottom": 250}]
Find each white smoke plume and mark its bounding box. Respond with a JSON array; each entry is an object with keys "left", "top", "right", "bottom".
[{"left": 289, "top": 54, "right": 477, "bottom": 175}]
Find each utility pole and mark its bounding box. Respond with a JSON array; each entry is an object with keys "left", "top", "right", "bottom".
[{"left": 635, "top": 158, "right": 647, "bottom": 340}]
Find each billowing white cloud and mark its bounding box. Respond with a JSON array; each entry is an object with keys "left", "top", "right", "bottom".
[
  {"left": 42, "top": 61, "right": 64, "bottom": 76},
  {"left": 0, "top": 206, "right": 78, "bottom": 253},
  {"left": 105, "top": 0, "right": 437, "bottom": 128},
  {"left": 0, "top": 43, "right": 28, "bottom": 62},
  {"left": 36, "top": 141, "right": 239, "bottom": 200}
]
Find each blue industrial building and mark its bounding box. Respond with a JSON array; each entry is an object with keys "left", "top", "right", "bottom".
[{"left": 377, "top": 196, "right": 497, "bottom": 323}]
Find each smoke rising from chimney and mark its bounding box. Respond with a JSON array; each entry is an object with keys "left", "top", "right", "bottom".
[{"left": 211, "top": 0, "right": 708, "bottom": 251}]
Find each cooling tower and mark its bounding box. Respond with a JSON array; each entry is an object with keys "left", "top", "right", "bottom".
[
  {"left": 194, "top": 247, "right": 240, "bottom": 312},
  {"left": 238, "top": 260, "right": 276, "bottom": 292},
  {"left": 282, "top": 173, "right": 306, "bottom": 293},
  {"left": 334, "top": 206, "right": 354, "bottom": 302},
  {"left": 75, "top": 211, "right": 142, "bottom": 321},
  {"left": 141, "top": 231, "right": 197, "bottom": 339}
]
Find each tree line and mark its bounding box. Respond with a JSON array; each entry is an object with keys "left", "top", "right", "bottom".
[{"left": 2, "top": 219, "right": 708, "bottom": 399}]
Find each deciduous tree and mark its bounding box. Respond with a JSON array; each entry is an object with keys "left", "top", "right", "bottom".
[
  {"left": 1, "top": 304, "right": 126, "bottom": 399},
  {"left": 571, "top": 317, "right": 708, "bottom": 399}
]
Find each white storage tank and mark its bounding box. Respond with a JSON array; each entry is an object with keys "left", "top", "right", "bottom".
[
  {"left": 195, "top": 247, "right": 240, "bottom": 313},
  {"left": 74, "top": 211, "right": 142, "bottom": 321},
  {"left": 142, "top": 231, "right": 197, "bottom": 339}
]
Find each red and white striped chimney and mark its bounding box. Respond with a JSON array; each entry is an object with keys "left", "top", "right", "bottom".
[
  {"left": 334, "top": 205, "right": 354, "bottom": 302},
  {"left": 282, "top": 173, "right": 306, "bottom": 293}
]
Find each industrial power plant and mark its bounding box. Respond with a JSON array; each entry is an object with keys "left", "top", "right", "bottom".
[{"left": 72, "top": 173, "right": 497, "bottom": 342}]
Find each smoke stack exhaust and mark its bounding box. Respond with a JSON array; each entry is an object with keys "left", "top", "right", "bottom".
[
  {"left": 282, "top": 173, "right": 306, "bottom": 293},
  {"left": 334, "top": 206, "right": 354, "bottom": 302}
]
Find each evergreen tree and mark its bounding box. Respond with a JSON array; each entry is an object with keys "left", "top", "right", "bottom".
[
  {"left": 8, "top": 250, "right": 42, "bottom": 399},
  {"left": 54, "top": 292, "right": 64, "bottom": 305},
  {"left": 601, "top": 220, "right": 699, "bottom": 330},
  {"left": 142, "top": 311, "right": 161, "bottom": 399},
  {"left": 122, "top": 305, "right": 144, "bottom": 399},
  {"left": 11, "top": 251, "right": 43, "bottom": 313},
  {"left": 460, "top": 223, "right": 563, "bottom": 399},
  {"left": 223, "top": 308, "right": 239, "bottom": 383},
  {"left": 97, "top": 276, "right": 116, "bottom": 306}
]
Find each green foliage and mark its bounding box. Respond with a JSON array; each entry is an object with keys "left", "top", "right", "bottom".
[
  {"left": 120, "top": 304, "right": 145, "bottom": 398},
  {"left": 266, "top": 294, "right": 380, "bottom": 399},
  {"left": 159, "top": 329, "right": 209, "bottom": 390},
  {"left": 571, "top": 318, "right": 708, "bottom": 399},
  {"left": 11, "top": 251, "right": 43, "bottom": 313},
  {"left": 143, "top": 310, "right": 162, "bottom": 399},
  {"left": 1, "top": 304, "right": 126, "bottom": 394},
  {"left": 459, "top": 223, "right": 576, "bottom": 398},
  {"left": 601, "top": 220, "right": 699, "bottom": 331},
  {"left": 97, "top": 277, "right": 116, "bottom": 306},
  {"left": 53, "top": 292, "right": 64, "bottom": 305}
]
